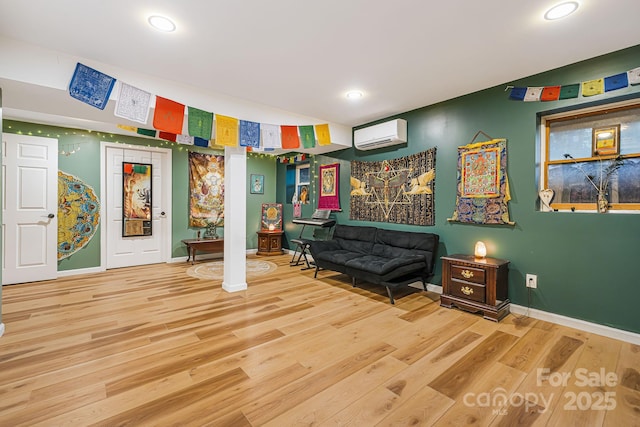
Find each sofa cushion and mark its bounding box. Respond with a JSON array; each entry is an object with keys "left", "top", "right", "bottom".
[
  {"left": 374, "top": 229, "right": 438, "bottom": 271},
  {"left": 315, "top": 249, "right": 364, "bottom": 265},
  {"left": 335, "top": 238, "right": 374, "bottom": 254},
  {"left": 344, "top": 254, "right": 424, "bottom": 276},
  {"left": 333, "top": 224, "right": 377, "bottom": 242}
]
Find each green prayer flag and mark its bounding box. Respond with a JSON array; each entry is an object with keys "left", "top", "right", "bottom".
[
  {"left": 299, "top": 125, "right": 316, "bottom": 148},
  {"left": 559, "top": 84, "right": 580, "bottom": 99},
  {"left": 188, "top": 107, "right": 213, "bottom": 140},
  {"left": 136, "top": 128, "right": 157, "bottom": 137}
]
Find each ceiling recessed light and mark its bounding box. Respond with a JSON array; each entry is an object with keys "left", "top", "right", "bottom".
[
  {"left": 544, "top": 2, "right": 579, "bottom": 20},
  {"left": 148, "top": 15, "right": 176, "bottom": 32},
  {"left": 346, "top": 90, "right": 363, "bottom": 100}
]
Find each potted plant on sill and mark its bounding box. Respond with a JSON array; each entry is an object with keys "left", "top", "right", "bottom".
[{"left": 563, "top": 153, "right": 625, "bottom": 213}]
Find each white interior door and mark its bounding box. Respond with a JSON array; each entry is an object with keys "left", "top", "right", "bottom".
[
  {"left": 104, "top": 144, "right": 171, "bottom": 269},
  {"left": 2, "top": 133, "right": 58, "bottom": 285}
]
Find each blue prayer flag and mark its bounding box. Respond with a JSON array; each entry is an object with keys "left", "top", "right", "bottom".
[
  {"left": 509, "top": 87, "right": 527, "bottom": 100},
  {"left": 68, "top": 63, "right": 116, "bottom": 110},
  {"left": 604, "top": 72, "right": 629, "bottom": 92},
  {"left": 194, "top": 137, "right": 209, "bottom": 147},
  {"left": 239, "top": 120, "right": 261, "bottom": 147}
]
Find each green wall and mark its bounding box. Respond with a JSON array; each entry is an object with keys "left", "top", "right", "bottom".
[
  {"left": 2, "top": 121, "right": 277, "bottom": 271},
  {"left": 278, "top": 45, "right": 640, "bottom": 334}
]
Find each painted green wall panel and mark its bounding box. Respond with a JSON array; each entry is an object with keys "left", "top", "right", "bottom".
[{"left": 278, "top": 45, "right": 640, "bottom": 334}]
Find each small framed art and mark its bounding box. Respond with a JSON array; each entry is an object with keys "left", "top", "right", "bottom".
[
  {"left": 592, "top": 125, "right": 620, "bottom": 156},
  {"left": 250, "top": 174, "right": 264, "bottom": 194}
]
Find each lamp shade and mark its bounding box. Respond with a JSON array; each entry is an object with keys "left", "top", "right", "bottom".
[{"left": 474, "top": 241, "right": 487, "bottom": 258}]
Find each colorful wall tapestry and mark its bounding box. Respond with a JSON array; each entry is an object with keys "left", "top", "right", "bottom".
[
  {"left": 57, "top": 171, "right": 100, "bottom": 260},
  {"left": 450, "top": 138, "right": 513, "bottom": 224},
  {"left": 123, "top": 162, "right": 152, "bottom": 236},
  {"left": 318, "top": 163, "right": 340, "bottom": 211},
  {"left": 189, "top": 152, "right": 224, "bottom": 227},
  {"left": 350, "top": 148, "right": 436, "bottom": 225}
]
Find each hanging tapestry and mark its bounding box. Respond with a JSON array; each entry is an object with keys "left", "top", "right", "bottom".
[
  {"left": 450, "top": 138, "right": 513, "bottom": 225},
  {"left": 318, "top": 163, "right": 341, "bottom": 211},
  {"left": 123, "top": 162, "right": 152, "bottom": 237},
  {"left": 350, "top": 148, "right": 436, "bottom": 225},
  {"left": 57, "top": 171, "right": 100, "bottom": 260},
  {"left": 189, "top": 152, "right": 224, "bottom": 227}
]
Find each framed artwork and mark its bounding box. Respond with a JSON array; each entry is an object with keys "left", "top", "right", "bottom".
[
  {"left": 261, "top": 203, "right": 282, "bottom": 231},
  {"left": 592, "top": 125, "right": 620, "bottom": 156},
  {"left": 250, "top": 174, "right": 264, "bottom": 194},
  {"left": 122, "top": 162, "right": 152, "bottom": 237}
]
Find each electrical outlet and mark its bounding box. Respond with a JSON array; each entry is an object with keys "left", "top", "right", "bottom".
[{"left": 526, "top": 274, "right": 537, "bottom": 289}]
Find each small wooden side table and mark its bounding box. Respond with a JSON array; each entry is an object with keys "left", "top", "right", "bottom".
[
  {"left": 256, "top": 231, "right": 284, "bottom": 256},
  {"left": 181, "top": 238, "right": 224, "bottom": 264},
  {"left": 440, "top": 254, "right": 510, "bottom": 321}
]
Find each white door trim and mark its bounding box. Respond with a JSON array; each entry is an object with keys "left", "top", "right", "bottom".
[{"left": 100, "top": 142, "right": 172, "bottom": 270}]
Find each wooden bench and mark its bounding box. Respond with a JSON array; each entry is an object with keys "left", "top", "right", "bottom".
[{"left": 181, "top": 238, "right": 224, "bottom": 264}]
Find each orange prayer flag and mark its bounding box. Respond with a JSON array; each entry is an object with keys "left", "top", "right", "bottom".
[
  {"left": 540, "top": 86, "right": 561, "bottom": 101},
  {"left": 153, "top": 96, "right": 185, "bottom": 134},
  {"left": 315, "top": 124, "right": 331, "bottom": 146},
  {"left": 215, "top": 114, "right": 239, "bottom": 146},
  {"left": 281, "top": 125, "right": 300, "bottom": 149}
]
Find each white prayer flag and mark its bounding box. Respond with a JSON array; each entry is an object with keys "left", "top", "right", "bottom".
[
  {"left": 114, "top": 82, "right": 152, "bottom": 124},
  {"left": 524, "top": 87, "right": 543, "bottom": 102},
  {"left": 176, "top": 134, "right": 195, "bottom": 145},
  {"left": 628, "top": 67, "right": 640, "bottom": 85},
  {"left": 261, "top": 124, "right": 281, "bottom": 149}
]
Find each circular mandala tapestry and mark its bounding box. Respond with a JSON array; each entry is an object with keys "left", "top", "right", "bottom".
[{"left": 58, "top": 171, "right": 100, "bottom": 260}]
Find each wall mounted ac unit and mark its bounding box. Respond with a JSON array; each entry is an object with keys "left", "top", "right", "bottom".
[{"left": 353, "top": 118, "right": 407, "bottom": 151}]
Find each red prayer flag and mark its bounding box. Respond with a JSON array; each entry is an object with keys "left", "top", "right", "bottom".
[
  {"left": 280, "top": 125, "right": 300, "bottom": 149},
  {"left": 158, "top": 131, "right": 177, "bottom": 142},
  {"left": 153, "top": 96, "right": 184, "bottom": 134},
  {"left": 540, "top": 86, "right": 561, "bottom": 101}
]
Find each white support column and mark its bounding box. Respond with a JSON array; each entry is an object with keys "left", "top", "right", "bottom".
[{"left": 222, "top": 146, "right": 247, "bottom": 292}]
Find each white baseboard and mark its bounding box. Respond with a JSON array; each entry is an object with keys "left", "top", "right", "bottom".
[
  {"left": 510, "top": 304, "right": 640, "bottom": 345},
  {"left": 412, "top": 282, "right": 639, "bottom": 344},
  {"left": 57, "top": 266, "right": 105, "bottom": 277},
  {"left": 0, "top": 322, "right": 5, "bottom": 338}
]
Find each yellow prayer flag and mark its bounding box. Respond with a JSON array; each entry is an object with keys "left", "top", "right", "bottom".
[
  {"left": 215, "top": 115, "right": 239, "bottom": 146},
  {"left": 582, "top": 78, "right": 604, "bottom": 97},
  {"left": 117, "top": 124, "right": 137, "bottom": 133},
  {"left": 315, "top": 124, "right": 331, "bottom": 146}
]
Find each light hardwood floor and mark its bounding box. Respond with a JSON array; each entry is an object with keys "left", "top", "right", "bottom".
[{"left": 0, "top": 255, "right": 638, "bottom": 426}]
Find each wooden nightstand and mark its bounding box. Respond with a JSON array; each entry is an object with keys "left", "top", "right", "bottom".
[
  {"left": 256, "top": 231, "right": 284, "bottom": 256},
  {"left": 440, "top": 254, "right": 510, "bottom": 322}
]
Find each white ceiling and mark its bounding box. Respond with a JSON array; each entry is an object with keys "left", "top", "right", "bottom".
[{"left": 1, "top": 0, "right": 639, "bottom": 135}]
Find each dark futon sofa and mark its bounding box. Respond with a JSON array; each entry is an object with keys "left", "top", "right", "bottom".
[{"left": 308, "top": 224, "right": 439, "bottom": 304}]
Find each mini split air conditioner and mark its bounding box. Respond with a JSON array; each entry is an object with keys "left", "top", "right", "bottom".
[{"left": 353, "top": 118, "right": 407, "bottom": 151}]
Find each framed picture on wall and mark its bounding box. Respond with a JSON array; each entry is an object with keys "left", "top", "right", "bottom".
[
  {"left": 122, "top": 162, "right": 152, "bottom": 237},
  {"left": 592, "top": 125, "right": 620, "bottom": 156},
  {"left": 250, "top": 174, "right": 264, "bottom": 194}
]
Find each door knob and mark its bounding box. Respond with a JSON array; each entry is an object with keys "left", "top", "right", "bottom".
[
  {"left": 47, "top": 213, "right": 55, "bottom": 219},
  {"left": 161, "top": 211, "right": 166, "bottom": 216}
]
